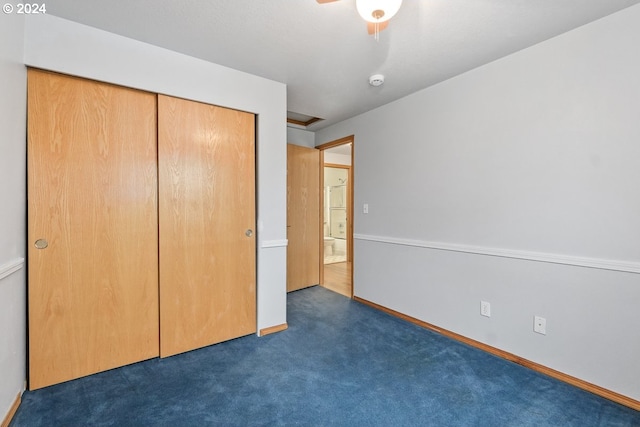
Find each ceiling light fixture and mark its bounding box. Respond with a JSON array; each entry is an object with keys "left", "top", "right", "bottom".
[{"left": 356, "top": 0, "right": 403, "bottom": 40}]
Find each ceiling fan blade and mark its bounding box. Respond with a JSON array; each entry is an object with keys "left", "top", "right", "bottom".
[
  {"left": 317, "top": 0, "right": 339, "bottom": 3},
  {"left": 367, "top": 21, "right": 389, "bottom": 35}
]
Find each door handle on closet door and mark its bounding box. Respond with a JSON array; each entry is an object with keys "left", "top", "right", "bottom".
[{"left": 34, "top": 239, "right": 49, "bottom": 249}]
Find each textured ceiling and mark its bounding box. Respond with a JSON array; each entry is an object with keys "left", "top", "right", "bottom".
[{"left": 44, "top": 0, "right": 640, "bottom": 130}]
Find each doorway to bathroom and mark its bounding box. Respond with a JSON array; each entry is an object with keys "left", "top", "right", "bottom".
[
  {"left": 318, "top": 136, "right": 353, "bottom": 298},
  {"left": 323, "top": 165, "right": 348, "bottom": 264}
]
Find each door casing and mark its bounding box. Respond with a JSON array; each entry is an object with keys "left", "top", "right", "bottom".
[{"left": 317, "top": 136, "right": 355, "bottom": 297}]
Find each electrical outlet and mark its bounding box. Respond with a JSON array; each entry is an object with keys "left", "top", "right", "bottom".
[
  {"left": 480, "top": 301, "right": 491, "bottom": 317},
  {"left": 534, "top": 316, "right": 546, "bottom": 335}
]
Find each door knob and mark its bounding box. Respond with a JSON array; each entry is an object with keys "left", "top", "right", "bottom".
[
  {"left": 245, "top": 229, "right": 253, "bottom": 237},
  {"left": 34, "top": 239, "right": 49, "bottom": 249}
]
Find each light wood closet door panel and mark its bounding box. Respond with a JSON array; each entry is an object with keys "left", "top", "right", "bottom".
[
  {"left": 27, "top": 69, "right": 159, "bottom": 389},
  {"left": 158, "top": 95, "right": 256, "bottom": 357},
  {"left": 286, "top": 144, "right": 320, "bottom": 292}
]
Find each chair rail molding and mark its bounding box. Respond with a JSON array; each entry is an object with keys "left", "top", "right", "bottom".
[
  {"left": 0, "top": 258, "right": 25, "bottom": 281},
  {"left": 261, "top": 239, "right": 288, "bottom": 248},
  {"left": 354, "top": 234, "right": 640, "bottom": 274}
]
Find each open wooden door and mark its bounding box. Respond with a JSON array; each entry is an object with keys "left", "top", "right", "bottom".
[
  {"left": 158, "top": 95, "right": 256, "bottom": 357},
  {"left": 287, "top": 144, "right": 320, "bottom": 292},
  {"left": 27, "top": 69, "right": 159, "bottom": 389}
]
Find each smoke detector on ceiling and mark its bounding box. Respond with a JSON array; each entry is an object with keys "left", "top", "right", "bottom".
[{"left": 369, "top": 74, "right": 385, "bottom": 87}]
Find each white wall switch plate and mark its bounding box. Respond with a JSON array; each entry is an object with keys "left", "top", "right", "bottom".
[{"left": 480, "top": 301, "right": 491, "bottom": 317}]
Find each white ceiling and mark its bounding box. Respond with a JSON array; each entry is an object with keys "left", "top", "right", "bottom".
[{"left": 44, "top": 0, "right": 640, "bottom": 130}]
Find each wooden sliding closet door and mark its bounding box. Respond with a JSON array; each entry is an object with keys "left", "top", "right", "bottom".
[
  {"left": 158, "top": 95, "right": 256, "bottom": 357},
  {"left": 27, "top": 69, "right": 159, "bottom": 389}
]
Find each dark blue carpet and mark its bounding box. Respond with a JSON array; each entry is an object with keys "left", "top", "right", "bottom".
[{"left": 11, "top": 286, "right": 640, "bottom": 426}]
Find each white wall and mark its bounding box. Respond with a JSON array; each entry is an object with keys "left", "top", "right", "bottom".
[
  {"left": 287, "top": 126, "right": 316, "bottom": 148},
  {"left": 317, "top": 4, "right": 640, "bottom": 400},
  {"left": 23, "top": 15, "right": 288, "bottom": 333},
  {"left": 0, "top": 10, "right": 27, "bottom": 421},
  {"left": 324, "top": 152, "right": 351, "bottom": 166}
]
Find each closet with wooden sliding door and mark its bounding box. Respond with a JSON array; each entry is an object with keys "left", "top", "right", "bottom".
[
  {"left": 157, "top": 95, "right": 257, "bottom": 358},
  {"left": 27, "top": 69, "right": 256, "bottom": 390}
]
